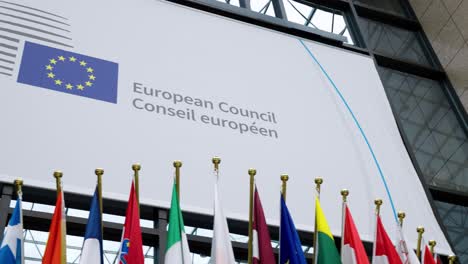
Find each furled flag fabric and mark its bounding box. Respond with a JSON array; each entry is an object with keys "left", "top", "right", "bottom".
[
  {"left": 42, "top": 189, "right": 66, "bottom": 264},
  {"left": 0, "top": 197, "right": 23, "bottom": 264},
  {"left": 165, "top": 182, "right": 191, "bottom": 264},
  {"left": 396, "top": 225, "right": 420, "bottom": 264},
  {"left": 117, "top": 181, "right": 144, "bottom": 264},
  {"left": 279, "top": 195, "right": 307, "bottom": 264},
  {"left": 252, "top": 187, "right": 275, "bottom": 264},
  {"left": 434, "top": 254, "right": 442, "bottom": 264},
  {"left": 422, "top": 246, "right": 436, "bottom": 264},
  {"left": 342, "top": 204, "right": 369, "bottom": 264},
  {"left": 210, "top": 177, "right": 236, "bottom": 264},
  {"left": 316, "top": 197, "right": 342, "bottom": 264},
  {"left": 79, "top": 187, "right": 103, "bottom": 264},
  {"left": 372, "top": 216, "right": 402, "bottom": 264}
]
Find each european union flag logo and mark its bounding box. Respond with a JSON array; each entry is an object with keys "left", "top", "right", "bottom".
[{"left": 18, "top": 42, "right": 118, "bottom": 103}]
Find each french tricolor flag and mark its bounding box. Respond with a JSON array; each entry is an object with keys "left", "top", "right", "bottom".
[{"left": 79, "top": 188, "right": 104, "bottom": 264}]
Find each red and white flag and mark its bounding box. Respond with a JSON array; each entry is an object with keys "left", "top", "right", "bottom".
[
  {"left": 117, "top": 181, "right": 144, "bottom": 264},
  {"left": 372, "top": 216, "right": 402, "bottom": 264},
  {"left": 422, "top": 245, "right": 436, "bottom": 264},
  {"left": 434, "top": 254, "right": 443, "bottom": 264},
  {"left": 396, "top": 225, "right": 420, "bottom": 264},
  {"left": 341, "top": 204, "right": 369, "bottom": 264},
  {"left": 252, "top": 187, "right": 275, "bottom": 264}
]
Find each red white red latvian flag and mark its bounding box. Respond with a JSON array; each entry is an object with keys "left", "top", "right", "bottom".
[
  {"left": 252, "top": 187, "right": 275, "bottom": 264},
  {"left": 341, "top": 204, "right": 370, "bottom": 264},
  {"left": 422, "top": 245, "right": 436, "bottom": 264},
  {"left": 372, "top": 216, "right": 403, "bottom": 264}
]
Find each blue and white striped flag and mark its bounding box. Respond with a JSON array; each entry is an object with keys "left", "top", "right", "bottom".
[
  {"left": 79, "top": 187, "right": 103, "bottom": 264},
  {"left": 0, "top": 195, "right": 24, "bottom": 264}
]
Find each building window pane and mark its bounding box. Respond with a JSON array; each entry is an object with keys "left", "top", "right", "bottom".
[
  {"left": 360, "top": 18, "right": 431, "bottom": 66},
  {"left": 353, "top": 0, "right": 411, "bottom": 17},
  {"left": 434, "top": 201, "right": 468, "bottom": 264},
  {"left": 378, "top": 67, "right": 468, "bottom": 192}
]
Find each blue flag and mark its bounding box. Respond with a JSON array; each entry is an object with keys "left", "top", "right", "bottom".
[
  {"left": 18, "top": 42, "right": 118, "bottom": 103},
  {"left": 280, "top": 195, "right": 307, "bottom": 264},
  {"left": 79, "top": 187, "right": 104, "bottom": 264},
  {"left": 0, "top": 197, "right": 23, "bottom": 264}
]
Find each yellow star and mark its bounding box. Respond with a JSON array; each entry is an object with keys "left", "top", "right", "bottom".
[
  {"left": 87, "top": 67, "right": 94, "bottom": 73},
  {"left": 55, "top": 79, "right": 62, "bottom": 85},
  {"left": 49, "top": 59, "right": 57, "bottom": 64},
  {"left": 85, "top": 81, "right": 92, "bottom": 87},
  {"left": 76, "top": 84, "right": 84, "bottom": 90},
  {"left": 65, "top": 83, "right": 73, "bottom": 90},
  {"left": 47, "top": 72, "right": 55, "bottom": 78},
  {"left": 69, "top": 56, "right": 77, "bottom": 62},
  {"left": 58, "top": 56, "right": 65, "bottom": 61},
  {"left": 89, "top": 74, "right": 96, "bottom": 80},
  {"left": 46, "top": 65, "right": 53, "bottom": 70},
  {"left": 79, "top": 61, "right": 87, "bottom": 66}
]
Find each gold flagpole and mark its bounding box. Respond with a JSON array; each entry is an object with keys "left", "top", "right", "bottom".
[
  {"left": 313, "top": 177, "right": 323, "bottom": 264},
  {"left": 173, "top": 160, "right": 182, "bottom": 202},
  {"left": 132, "top": 164, "right": 141, "bottom": 207},
  {"left": 247, "top": 168, "right": 256, "bottom": 264},
  {"left": 428, "top": 240, "right": 436, "bottom": 255},
  {"left": 53, "top": 171, "right": 63, "bottom": 195},
  {"left": 280, "top": 174, "right": 288, "bottom": 200},
  {"left": 212, "top": 157, "right": 221, "bottom": 174},
  {"left": 95, "top": 168, "right": 104, "bottom": 238},
  {"left": 375, "top": 199, "right": 383, "bottom": 215},
  {"left": 448, "top": 255, "right": 457, "bottom": 264},
  {"left": 416, "top": 226, "right": 425, "bottom": 259},
  {"left": 398, "top": 211, "right": 405, "bottom": 227},
  {"left": 340, "top": 189, "right": 349, "bottom": 259}
]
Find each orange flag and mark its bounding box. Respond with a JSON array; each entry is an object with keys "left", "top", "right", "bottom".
[{"left": 42, "top": 189, "right": 67, "bottom": 264}]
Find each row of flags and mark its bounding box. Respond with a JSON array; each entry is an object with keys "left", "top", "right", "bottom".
[{"left": 0, "top": 163, "right": 457, "bottom": 264}]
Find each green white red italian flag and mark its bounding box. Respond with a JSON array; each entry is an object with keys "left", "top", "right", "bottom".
[{"left": 164, "top": 183, "right": 191, "bottom": 264}]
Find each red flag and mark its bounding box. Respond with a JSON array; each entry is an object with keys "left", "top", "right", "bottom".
[
  {"left": 422, "top": 245, "right": 436, "bottom": 264},
  {"left": 42, "top": 190, "right": 66, "bottom": 264},
  {"left": 252, "top": 187, "right": 275, "bottom": 264},
  {"left": 373, "top": 216, "right": 403, "bottom": 264},
  {"left": 118, "top": 181, "right": 144, "bottom": 264},
  {"left": 435, "top": 254, "right": 443, "bottom": 264},
  {"left": 341, "top": 205, "right": 369, "bottom": 264}
]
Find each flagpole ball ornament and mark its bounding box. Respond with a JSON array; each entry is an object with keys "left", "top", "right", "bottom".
[
  {"left": 53, "top": 170, "right": 63, "bottom": 179},
  {"left": 280, "top": 174, "right": 289, "bottom": 182},
  {"left": 398, "top": 211, "right": 406, "bottom": 220},
  {"left": 14, "top": 178, "right": 23, "bottom": 194},
  {"left": 248, "top": 168, "right": 256, "bottom": 177},
  {"left": 417, "top": 226, "right": 425, "bottom": 234},
  {"left": 132, "top": 163, "right": 141, "bottom": 172},
  {"left": 95, "top": 168, "right": 104, "bottom": 176},
  {"left": 173, "top": 160, "right": 182, "bottom": 168},
  {"left": 212, "top": 156, "right": 221, "bottom": 171},
  {"left": 374, "top": 199, "right": 383, "bottom": 215},
  {"left": 314, "top": 177, "right": 323, "bottom": 185},
  {"left": 448, "top": 255, "right": 456, "bottom": 264},
  {"left": 429, "top": 240, "right": 436, "bottom": 247},
  {"left": 340, "top": 189, "right": 349, "bottom": 202}
]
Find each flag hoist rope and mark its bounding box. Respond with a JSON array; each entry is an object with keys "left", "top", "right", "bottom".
[{"left": 298, "top": 39, "right": 398, "bottom": 222}]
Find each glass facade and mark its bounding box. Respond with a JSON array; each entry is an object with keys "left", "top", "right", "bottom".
[{"left": 1, "top": 0, "right": 467, "bottom": 263}]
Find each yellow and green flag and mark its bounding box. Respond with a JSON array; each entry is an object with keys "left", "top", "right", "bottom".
[{"left": 315, "top": 197, "right": 341, "bottom": 264}]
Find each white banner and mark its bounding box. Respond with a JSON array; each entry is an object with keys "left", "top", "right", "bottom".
[{"left": 0, "top": 0, "right": 452, "bottom": 254}]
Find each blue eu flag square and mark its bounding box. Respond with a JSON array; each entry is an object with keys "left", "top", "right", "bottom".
[{"left": 18, "top": 42, "right": 118, "bottom": 103}]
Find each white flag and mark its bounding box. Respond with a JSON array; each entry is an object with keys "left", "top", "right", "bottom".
[{"left": 210, "top": 176, "right": 236, "bottom": 264}]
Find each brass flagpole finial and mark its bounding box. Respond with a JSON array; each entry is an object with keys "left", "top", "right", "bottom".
[
  {"left": 173, "top": 160, "right": 182, "bottom": 201},
  {"left": 247, "top": 168, "right": 256, "bottom": 264},
  {"left": 448, "top": 255, "right": 456, "bottom": 264},
  {"left": 132, "top": 163, "right": 141, "bottom": 206},
  {"left": 314, "top": 177, "right": 323, "bottom": 195},
  {"left": 14, "top": 178, "right": 23, "bottom": 196},
  {"left": 280, "top": 174, "right": 289, "bottom": 200},
  {"left": 398, "top": 211, "right": 406, "bottom": 226},
  {"left": 416, "top": 226, "right": 425, "bottom": 258},
  {"left": 374, "top": 199, "right": 383, "bottom": 215},
  {"left": 428, "top": 240, "right": 436, "bottom": 255},
  {"left": 95, "top": 168, "right": 104, "bottom": 210},
  {"left": 53, "top": 170, "right": 63, "bottom": 194},
  {"left": 340, "top": 189, "right": 349, "bottom": 202},
  {"left": 212, "top": 157, "right": 221, "bottom": 172}
]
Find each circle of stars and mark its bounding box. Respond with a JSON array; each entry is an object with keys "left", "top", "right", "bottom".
[{"left": 45, "top": 55, "right": 96, "bottom": 91}]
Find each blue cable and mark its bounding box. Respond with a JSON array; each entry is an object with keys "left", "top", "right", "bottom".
[{"left": 298, "top": 39, "right": 398, "bottom": 222}]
